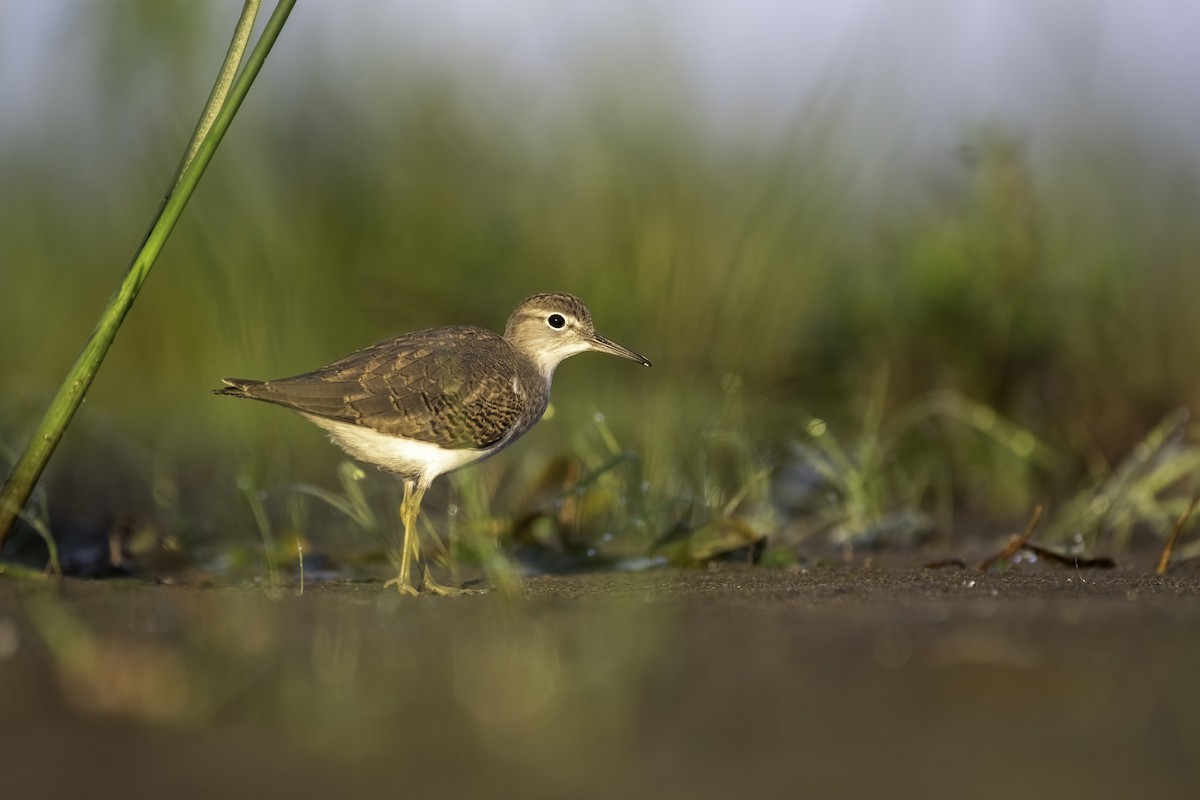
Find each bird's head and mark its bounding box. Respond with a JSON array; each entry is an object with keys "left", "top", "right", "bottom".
[{"left": 504, "top": 292, "right": 651, "bottom": 379}]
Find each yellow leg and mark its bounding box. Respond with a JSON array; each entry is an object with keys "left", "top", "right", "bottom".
[
  {"left": 382, "top": 479, "right": 481, "bottom": 596},
  {"left": 384, "top": 480, "right": 425, "bottom": 596}
]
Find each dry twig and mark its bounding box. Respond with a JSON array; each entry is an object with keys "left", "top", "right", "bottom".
[
  {"left": 977, "top": 504, "right": 1044, "bottom": 571},
  {"left": 1156, "top": 496, "right": 1198, "bottom": 576}
]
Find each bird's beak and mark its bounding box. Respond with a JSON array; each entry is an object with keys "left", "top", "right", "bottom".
[{"left": 590, "top": 333, "right": 652, "bottom": 367}]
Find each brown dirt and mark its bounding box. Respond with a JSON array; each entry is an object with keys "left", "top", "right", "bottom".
[{"left": 1, "top": 564, "right": 1199, "bottom": 799}]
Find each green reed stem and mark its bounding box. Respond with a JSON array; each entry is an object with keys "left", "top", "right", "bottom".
[{"left": 0, "top": 0, "right": 298, "bottom": 548}]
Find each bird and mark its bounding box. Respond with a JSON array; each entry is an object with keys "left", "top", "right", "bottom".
[{"left": 215, "top": 292, "right": 651, "bottom": 595}]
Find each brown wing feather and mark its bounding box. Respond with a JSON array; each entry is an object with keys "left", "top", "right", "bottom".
[{"left": 233, "top": 327, "right": 540, "bottom": 449}]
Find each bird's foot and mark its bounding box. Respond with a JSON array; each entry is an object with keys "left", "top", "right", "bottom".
[
  {"left": 383, "top": 575, "right": 422, "bottom": 597},
  {"left": 420, "top": 568, "right": 486, "bottom": 597}
]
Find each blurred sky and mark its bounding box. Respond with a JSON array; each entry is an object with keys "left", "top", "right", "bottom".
[{"left": 2, "top": 0, "right": 1199, "bottom": 160}]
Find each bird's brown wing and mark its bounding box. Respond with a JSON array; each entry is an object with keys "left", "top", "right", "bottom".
[{"left": 239, "top": 327, "right": 535, "bottom": 449}]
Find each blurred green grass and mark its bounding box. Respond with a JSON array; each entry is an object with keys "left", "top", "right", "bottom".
[{"left": 3, "top": 5, "right": 1200, "bottom": 568}]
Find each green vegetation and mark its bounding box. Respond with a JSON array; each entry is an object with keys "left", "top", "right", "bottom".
[
  {"left": 0, "top": 0, "right": 298, "bottom": 553},
  {"left": 2, "top": 6, "right": 1200, "bottom": 577}
]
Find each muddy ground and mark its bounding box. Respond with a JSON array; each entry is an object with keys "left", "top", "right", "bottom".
[{"left": 1, "top": 562, "right": 1199, "bottom": 800}]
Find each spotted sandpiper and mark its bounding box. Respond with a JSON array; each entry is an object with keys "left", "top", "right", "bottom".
[{"left": 215, "top": 292, "right": 650, "bottom": 595}]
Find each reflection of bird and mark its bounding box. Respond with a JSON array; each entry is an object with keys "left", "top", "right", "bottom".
[{"left": 215, "top": 292, "right": 651, "bottom": 595}]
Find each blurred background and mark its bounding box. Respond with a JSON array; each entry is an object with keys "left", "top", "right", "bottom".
[{"left": 3, "top": 0, "right": 1200, "bottom": 573}]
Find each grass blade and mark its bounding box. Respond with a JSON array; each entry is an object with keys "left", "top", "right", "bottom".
[{"left": 0, "top": 0, "right": 297, "bottom": 547}]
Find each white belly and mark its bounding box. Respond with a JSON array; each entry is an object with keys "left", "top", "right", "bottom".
[{"left": 300, "top": 414, "right": 493, "bottom": 483}]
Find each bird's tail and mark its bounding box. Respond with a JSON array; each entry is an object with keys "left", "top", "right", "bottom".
[{"left": 213, "top": 377, "right": 265, "bottom": 398}]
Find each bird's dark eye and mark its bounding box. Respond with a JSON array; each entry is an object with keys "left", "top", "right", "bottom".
[{"left": 548, "top": 313, "right": 566, "bottom": 329}]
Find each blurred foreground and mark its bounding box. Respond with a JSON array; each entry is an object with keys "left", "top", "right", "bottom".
[{"left": 2, "top": 567, "right": 1199, "bottom": 800}]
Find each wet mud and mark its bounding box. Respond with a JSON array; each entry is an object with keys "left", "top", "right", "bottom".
[{"left": 1, "top": 564, "right": 1198, "bottom": 799}]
